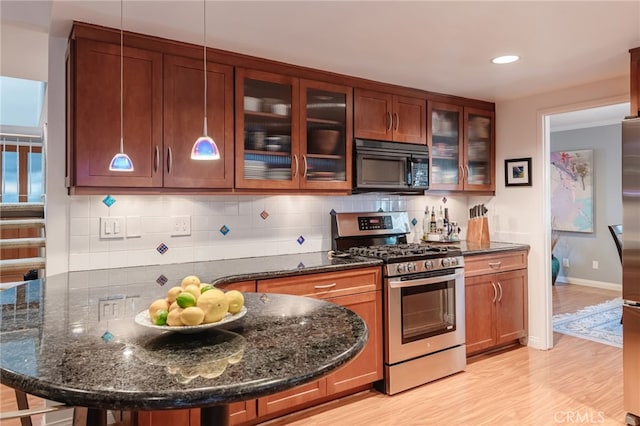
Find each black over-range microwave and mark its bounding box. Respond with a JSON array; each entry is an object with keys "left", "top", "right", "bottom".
[{"left": 353, "top": 139, "right": 429, "bottom": 193}]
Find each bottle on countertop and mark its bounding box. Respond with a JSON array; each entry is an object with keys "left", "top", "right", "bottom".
[
  {"left": 429, "top": 207, "right": 437, "bottom": 234},
  {"left": 423, "top": 206, "right": 430, "bottom": 241},
  {"left": 436, "top": 205, "right": 444, "bottom": 237}
]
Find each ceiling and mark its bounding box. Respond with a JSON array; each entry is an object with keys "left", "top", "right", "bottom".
[{"left": 1, "top": 1, "right": 639, "bottom": 104}]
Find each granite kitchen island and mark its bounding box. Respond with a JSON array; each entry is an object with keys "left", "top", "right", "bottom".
[{"left": 0, "top": 275, "right": 368, "bottom": 426}]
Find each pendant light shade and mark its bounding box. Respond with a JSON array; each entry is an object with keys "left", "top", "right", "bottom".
[
  {"left": 191, "top": 0, "right": 220, "bottom": 161},
  {"left": 110, "top": 0, "right": 134, "bottom": 172}
]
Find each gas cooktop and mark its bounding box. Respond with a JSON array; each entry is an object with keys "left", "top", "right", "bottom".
[{"left": 348, "top": 243, "right": 462, "bottom": 263}]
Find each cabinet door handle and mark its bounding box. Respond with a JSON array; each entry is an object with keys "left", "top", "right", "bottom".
[
  {"left": 497, "top": 282, "right": 503, "bottom": 302},
  {"left": 314, "top": 282, "right": 337, "bottom": 289},
  {"left": 394, "top": 112, "right": 399, "bottom": 131},
  {"left": 154, "top": 146, "right": 160, "bottom": 173},
  {"left": 459, "top": 165, "right": 465, "bottom": 182},
  {"left": 293, "top": 155, "right": 299, "bottom": 178},
  {"left": 491, "top": 282, "right": 498, "bottom": 304},
  {"left": 167, "top": 147, "right": 173, "bottom": 175},
  {"left": 488, "top": 261, "right": 502, "bottom": 270},
  {"left": 386, "top": 111, "right": 393, "bottom": 132},
  {"left": 303, "top": 155, "right": 308, "bottom": 178},
  {"left": 464, "top": 165, "right": 470, "bottom": 181}
]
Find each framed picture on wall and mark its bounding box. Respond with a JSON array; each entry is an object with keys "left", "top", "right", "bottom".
[
  {"left": 505, "top": 157, "right": 532, "bottom": 187},
  {"left": 550, "top": 149, "right": 594, "bottom": 233}
]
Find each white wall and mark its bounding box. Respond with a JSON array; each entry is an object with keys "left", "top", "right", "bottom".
[{"left": 494, "top": 76, "right": 628, "bottom": 350}]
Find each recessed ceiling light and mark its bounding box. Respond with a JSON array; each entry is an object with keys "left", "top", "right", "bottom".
[{"left": 491, "top": 55, "right": 520, "bottom": 64}]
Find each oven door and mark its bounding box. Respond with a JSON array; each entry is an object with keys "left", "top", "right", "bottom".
[{"left": 385, "top": 269, "right": 465, "bottom": 365}]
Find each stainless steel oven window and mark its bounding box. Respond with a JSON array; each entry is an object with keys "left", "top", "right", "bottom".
[{"left": 401, "top": 279, "right": 456, "bottom": 344}]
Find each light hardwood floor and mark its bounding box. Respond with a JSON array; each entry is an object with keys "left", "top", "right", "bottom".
[{"left": 0, "top": 283, "right": 624, "bottom": 426}]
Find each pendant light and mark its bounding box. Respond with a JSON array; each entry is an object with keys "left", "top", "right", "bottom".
[
  {"left": 109, "top": 0, "right": 134, "bottom": 171},
  {"left": 191, "top": 0, "right": 220, "bottom": 160}
]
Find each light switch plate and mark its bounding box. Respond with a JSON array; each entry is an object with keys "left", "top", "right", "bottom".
[{"left": 99, "top": 216, "right": 125, "bottom": 239}]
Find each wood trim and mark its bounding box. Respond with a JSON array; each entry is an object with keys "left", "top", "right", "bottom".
[{"left": 631, "top": 49, "right": 639, "bottom": 116}]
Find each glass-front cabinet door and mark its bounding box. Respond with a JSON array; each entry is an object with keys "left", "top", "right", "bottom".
[
  {"left": 428, "top": 102, "right": 463, "bottom": 191},
  {"left": 463, "top": 107, "right": 495, "bottom": 191},
  {"left": 300, "top": 80, "right": 352, "bottom": 190},
  {"left": 235, "top": 68, "right": 299, "bottom": 189}
]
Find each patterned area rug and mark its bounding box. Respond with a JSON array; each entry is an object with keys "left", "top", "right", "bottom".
[{"left": 553, "top": 298, "right": 623, "bottom": 348}]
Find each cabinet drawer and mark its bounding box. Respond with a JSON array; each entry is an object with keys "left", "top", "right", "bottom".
[
  {"left": 464, "top": 250, "right": 528, "bottom": 277},
  {"left": 257, "top": 267, "right": 381, "bottom": 299}
]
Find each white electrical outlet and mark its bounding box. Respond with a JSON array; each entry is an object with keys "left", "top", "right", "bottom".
[
  {"left": 592, "top": 260, "right": 599, "bottom": 269},
  {"left": 562, "top": 258, "right": 570, "bottom": 268},
  {"left": 99, "top": 216, "right": 125, "bottom": 239},
  {"left": 171, "top": 215, "right": 191, "bottom": 236}
]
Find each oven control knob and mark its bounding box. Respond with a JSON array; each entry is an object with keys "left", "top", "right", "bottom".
[
  {"left": 441, "top": 258, "right": 451, "bottom": 268},
  {"left": 407, "top": 262, "right": 416, "bottom": 272},
  {"left": 424, "top": 260, "right": 433, "bottom": 270},
  {"left": 450, "top": 257, "right": 458, "bottom": 266},
  {"left": 397, "top": 263, "right": 407, "bottom": 274}
]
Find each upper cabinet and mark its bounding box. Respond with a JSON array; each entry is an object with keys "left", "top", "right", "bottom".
[
  {"left": 67, "top": 29, "right": 234, "bottom": 192},
  {"left": 428, "top": 101, "right": 495, "bottom": 192},
  {"left": 235, "top": 69, "right": 352, "bottom": 191},
  {"left": 163, "top": 54, "right": 234, "bottom": 189},
  {"left": 68, "top": 38, "right": 163, "bottom": 188},
  {"left": 354, "top": 89, "right": 426, "bottom": 144},
  {"left": 631, "top": 47, "right": 640, "bottom": 116}
]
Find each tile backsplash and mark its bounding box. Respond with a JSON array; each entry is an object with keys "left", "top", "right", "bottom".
[{"left": 68, "top": 193, "right": 469, "bottom": 271}]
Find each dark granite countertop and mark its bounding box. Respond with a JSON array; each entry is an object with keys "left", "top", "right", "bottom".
[
  {"left": 0, "top": 284, "right": 367, "bottom": 411},
  {"left": 458, "top": 241, "right": 530, "bottom": 256}
]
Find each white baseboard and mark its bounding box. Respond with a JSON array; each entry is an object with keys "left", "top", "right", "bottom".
[
  {"left": 526, "top": 334, "right": 550, "bottom": 350},
  {"left": 557, "top": 275, "right": 622, "bottom": 291}
]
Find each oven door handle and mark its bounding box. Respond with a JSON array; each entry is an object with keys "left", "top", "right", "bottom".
[{"left": 388, "top": 270, "right": 463, "bottom": 288}]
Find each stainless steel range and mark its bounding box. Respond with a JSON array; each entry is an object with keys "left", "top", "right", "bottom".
[{"left": 332, "top": 211, "right": 466, "bottom": 395}]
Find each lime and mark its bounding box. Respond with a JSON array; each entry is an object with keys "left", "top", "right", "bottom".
[
  {"left": 200, "top": 284, "right": 214, "bottom": 294},
  {"left": 152, "top": 309, "right": 168, "bottom": 326},
  {"left": 176, "top": 292, "right": 197, "bottom": 308}
]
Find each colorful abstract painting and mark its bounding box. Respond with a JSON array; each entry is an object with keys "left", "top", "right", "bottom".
[{"left": 550, "top": 149, "right": 594, "bottom": 233}]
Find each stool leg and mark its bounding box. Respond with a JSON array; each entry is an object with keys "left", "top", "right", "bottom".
[{"left": 13, "top": 390, "right": 32, "bottom": 426}]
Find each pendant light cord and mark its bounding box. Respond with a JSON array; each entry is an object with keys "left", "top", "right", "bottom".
[
  {"left": 120, "top": 0, "right": 124, "bottom": 153},
  {"left": 202, "top": 0, "right": 208, "bottom": 136}
]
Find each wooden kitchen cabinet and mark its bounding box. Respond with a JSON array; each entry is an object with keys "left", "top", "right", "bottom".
[
  {"left": 464, "top": 250, "right": 528, "bottom": 356},
  {"left": 235, "top": 69, "right": 352, "bottom": 191},
  {"left": 354, "top": 88, "right": 426, "bottom": 144},
  {"left": 67, "top": 37, "right": 163, "bottom": 188},
  {"left": 255, "top": 266, "right": 382, "bottom": 419},
  {"left": 631, "top": 47, "right": 640, "bottom": 116},
  {"left": 163, "top": 54, "right": 234, "bottom": 189},
  {"left": 428, "top": 101, "right": 495, "bottom": 192},
  {"left": 67, "top": 31, "right": 235, "bottom": 192}
]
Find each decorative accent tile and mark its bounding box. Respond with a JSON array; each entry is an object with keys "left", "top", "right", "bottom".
[
  {"left": 442, "top": 196, "right": 447, "bottom": 204},
  {"left": 219, "top": 225, "right": 230, "bottom": 236},
  {"left": 260, "top": 293, "right": 269, "bottom": 303},
  {"left": 156, "top": 275, "right": 168, "bottom": 286},
  {"left": 330, "top": 209, "right": 336, "bottom": 215},
  {"left": 377, "top": 207, "right": 384, "bottom": 212},
  {"left": 297, "top": 262, "right": 305, "bottom": 269},
  {"left": 156, "top": 243, "right": 169, "bottom": 255},
  {"left": 101, "top": 331, "right": 114, "bottom": 342},
  {"left": 411, "top": 218, "right": 418, "bottom": 226},
  {"left": 260, "top": 210, "right": 269, "bottom": 220},
  {"left": 102, "top": 195, "right": 116, "bottom": 207},
  {"left": 297, "top": 235, "right": 305, "bottom": 245}
]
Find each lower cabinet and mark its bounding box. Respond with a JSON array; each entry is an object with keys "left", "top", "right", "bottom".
[
  {"left": 254, "top": 266, "right": 382, "bottom": 420},
  {"left": 464, "top": 250, "right": 528, "bottom": 356}
]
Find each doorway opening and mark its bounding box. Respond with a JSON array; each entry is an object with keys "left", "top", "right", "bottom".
[{"left": 544, "top": 100, "right": 627, "bottom": 346}]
